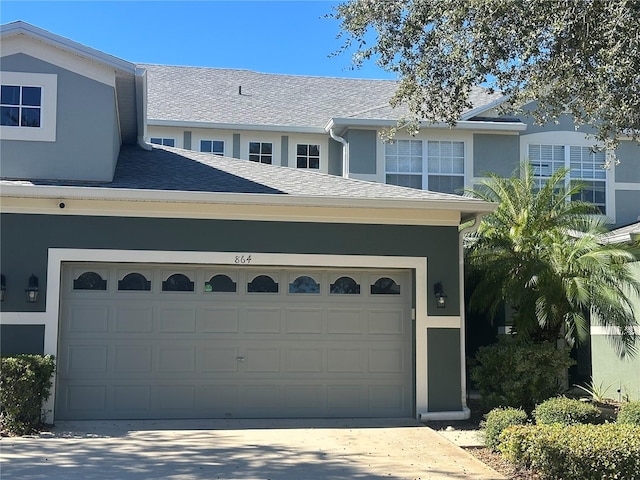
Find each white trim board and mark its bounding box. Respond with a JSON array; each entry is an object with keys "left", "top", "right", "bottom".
[{"left": 0, "top": 248, "right": 467, "bottom": 422}]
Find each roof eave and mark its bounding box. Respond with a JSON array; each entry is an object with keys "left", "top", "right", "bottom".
[
  {"left": 147, "top": 119, "right": 326, "bottom": 134},
  {"left": 325, "top": 117, "right": 526, "bottom": 134}
]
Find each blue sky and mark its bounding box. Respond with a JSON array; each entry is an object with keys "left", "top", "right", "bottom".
[{"left": 1, "top": 1, "right": 395, "bottom": 79}]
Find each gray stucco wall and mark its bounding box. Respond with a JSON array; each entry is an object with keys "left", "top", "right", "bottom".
[
  {"left": 0, "top": 325, "right": 45, "bottom": 355},
  {"left": 1, "top": 54, "right": 120, "bottom": 182},
  {"left": 328, "top": 138, "right": 343, "bottom": 176},
  {"left": 427, "top": 328, "right": 462, "bottom": 411},
  {"left": 232, "top": 133, "right": 240, "bottom": 158},
  {"left": 281, "top": 135, "right": 289, "bottom": 167},
  {"left": 518, "top": 104, "right": 598, "bottom": 135},
  {"left": 183, "top": 131, "right": 192, "bottom": 150},
  {"left": 615, "top": 190, "right": 640, "bottom": 226},
  {"left": 0, "top": 213, "right": 461, "bottom": 318},
  {"left": 345, "top": 129, "right": 376, "bottom": 174},
  {"left": 615, "top": 141, "right": 640, "bottom": 184},
  {"left": 473, "top": 134, "right": 520, "bottom": 177}
]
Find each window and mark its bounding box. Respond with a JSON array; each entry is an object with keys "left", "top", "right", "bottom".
[
  {"left": 73, "top": 272, "right": 107, "bottom": 290},
  {"left": 162, "top": 273, "right": 194, "bottom": 291},
  {"left": 385, "top": 139, "right": 465, "bottom": 194},
  {"left": 289, "top": 275, "right": 320, "bottom": 294},
  {"left": 150, "top": 137, "right": 175, "bottom": 147},
  {"left": 371, "top": 277, "right": 400, "bottom": 295},
  {"left": 296, "top": 144, "right": 320, "bottom": 169},
  {"left": 385, "top": 140, "right": 423, "bottom": 189},
  {"left": 249, "top": 142, "right": 272, "bottom": 164},
  {"left": 1, "top": 85, "right": 41, "bottom": 127},
  {"left": 528, "top": 144, "right": 607, "bottom": 213},
  {"left": 247, "top": 275, "right": 279, "bottom": 293},
  {"left": 0, "top": 72, "right": 57, "bottom": 142},
  {"left": 118, "top": 273, "right": 151, "bottom": 291},
  {"left": 330, "top": 276, "right": 361, "bottom": 295},
  {"left": 426, "top": 141, "right": 465, "bottom": 194},
  {"left": 205, "top": 274, "right": 237, "bottom": 293},
  {"left": 200, "top": 140, "right": 224, "bottom": 156}
]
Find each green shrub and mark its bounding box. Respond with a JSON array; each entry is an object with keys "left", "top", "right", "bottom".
[
  {"left": 470, "top": 338, "right": 574, "bottom": 410},
  {"left": 617, "top": 401, "right": 640, "bottom": 425},
  {"left": 533, "top": 396, "right": 601, "bottom": 425},
  {"left": 0, "top": 355, "right": 56, "bottom": 435},
  {"left": 498, "top": 423, "right": 640, "bottom": 480},
  {"left": 482, "top": 406, "right": 528, "bottom": 451}
]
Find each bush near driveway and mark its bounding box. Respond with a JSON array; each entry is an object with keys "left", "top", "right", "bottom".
[
  {"left": 0, "top": 355, "right": 55, "bottom": 435},
  {"left": 533, "top": 396, "right": 601, "bottom": 426},
  {"left": 482, "top": 406, "right": 529, "bottom": 451},
  {"left": 498, "top": 423, "right": 640, "bottom": 480}
]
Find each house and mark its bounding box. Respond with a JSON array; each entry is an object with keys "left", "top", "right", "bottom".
[
  {"left": 590, "top": 222, "right": 640, "bottom": 401},
  {"left": 0, "top": 21, "right": 497, "bottom": 422}
]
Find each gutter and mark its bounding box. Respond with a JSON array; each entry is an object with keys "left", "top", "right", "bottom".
[{"left": 328, "top": 128, "right": 349, "bottom": 178}]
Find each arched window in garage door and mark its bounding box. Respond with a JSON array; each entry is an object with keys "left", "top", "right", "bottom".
[
  {"left": 73, "top": 271, "right": 107, "bottom": 290},
  {"left": 162, "top": 273, "right": 194, "bottom": 292}
]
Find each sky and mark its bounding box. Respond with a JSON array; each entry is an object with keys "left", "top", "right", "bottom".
[{"left": 1, "top": 1, "right": 396, "bottom": 79}]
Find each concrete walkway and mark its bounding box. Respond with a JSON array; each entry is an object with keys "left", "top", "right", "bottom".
[{"left": 0, "top": 418, "right": 503, "bottom": 480}]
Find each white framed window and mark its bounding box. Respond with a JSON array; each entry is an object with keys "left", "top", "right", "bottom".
[
  {"left": 385, "top": 139, "right": 465, "bottom": 194},
  {"left": 150, "top": 137, "right": 175, "bottom": 147},
  {"left": 0, "top": 72, "right": 57, "bottom": 142},
  {"left": 426, "top": 140, "right": 465, "bottom": 194},
  {"left": 296, "top": 143, "right": 320, "bottom": 169},
  {"left": 249, "top": 141, "right": 272, "bottom": 164},
  {"left": 385, "top": 139, "right": 423, "bottom": 189},
  {"left": 528, "top": 143, "right": 607, "bottom": 213},
  {"left": 200, "top": 139, "right": 224, "bottom": 156}
]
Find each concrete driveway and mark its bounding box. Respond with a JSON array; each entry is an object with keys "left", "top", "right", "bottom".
[{"left": 0, "top": 418, "right": 504, "bottom": 479}]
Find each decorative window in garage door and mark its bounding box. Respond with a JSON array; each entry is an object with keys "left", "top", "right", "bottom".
[
  {"left": 371, "top": 277, "right": 400, "bottom": 295},
  {"left": 73, "top": 271, "right": 107, "bottom": 290},
  {"left": 162, "top": 273, "right": 195, "bottom": 292},
  {"left": 289, "top": 275, "right": 320, "bottom": 294},
  {"left": 118, "top": 272, "right": 151, "bottom": 291},
  {"left": 248, "top": 274, "right": 279, "bottom": 293},
  {"left": 205, "top": 274, "right": 237, "bottom": 293},
  {"left": 330, "top": 276, "right": 361, "bottom": 294}
]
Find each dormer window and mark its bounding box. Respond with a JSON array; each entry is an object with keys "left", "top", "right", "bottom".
[
  {"left": 0, "top": 72, "right": 57, "bottom": 142},
  {"left": 1, "top": 85, "right": 41, "bottom": 127}
]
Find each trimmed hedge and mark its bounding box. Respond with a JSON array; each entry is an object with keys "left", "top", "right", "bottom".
[
  {"left": 0, "top": 355, "right": 56, "bottom": 435},
  {"left": 482, "top": 407, "right": 528, "bottom": 451},
  {"left": 499, "top": 423, "right": 640, "bottom": 480},
  {"left": 618, "top": 401, "right": 640, "bottom": 425},
  {"left": 533, "top": 396, "right": 601, "bottom": 426},
  {"left": 471, "top": 339, "right": 573, "bottom": 410}
]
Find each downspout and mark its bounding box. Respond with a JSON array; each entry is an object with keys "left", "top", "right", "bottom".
[
  {"left": 458, "top": 213, "right": 486, "bottom": 417},
  {"left": 135, "top": 66, "right": 152, "bottom": 151},
  {"left": 329, "top": 128, "right": 349, "bottom": 178}
]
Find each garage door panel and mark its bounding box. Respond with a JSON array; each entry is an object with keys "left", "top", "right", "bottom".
[
  {"left": 200, "top": 307, "right": 240, "bottom": 333},
  {"left": 57, "top": 263, "right": 413, "bottom": 419}
]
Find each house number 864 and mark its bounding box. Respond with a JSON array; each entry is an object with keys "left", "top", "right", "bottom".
[{"left": 235, "top": 255, "right": 252, "bottom": 264}]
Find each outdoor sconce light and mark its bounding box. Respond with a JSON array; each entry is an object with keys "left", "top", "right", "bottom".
[
  {"left": 0, "top": 274, "right": 5, "bottom": 302},
  {"left": 434, "top": 281, "right": 447, "bottom": 308},
  {"left": 26, "top": 274, "right": 39, "bottom": 303}
]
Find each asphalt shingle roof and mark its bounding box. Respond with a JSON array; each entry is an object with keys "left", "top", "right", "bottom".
[
  {"left": 142, "top": 65, "right": 503, "bottom": 128},
  {"left": 1, "top": 145, "right": 490, "bottom": 206}
]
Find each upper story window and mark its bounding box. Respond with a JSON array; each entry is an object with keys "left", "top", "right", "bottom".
[
  {"left": 201, "top": 140, "right": 224, "bottom": 155},
  {"left": 249, "top": 142, "right": 272, "bottom": 164},
  {"left": 150, "top": 137, "right": 175, "bottom": 147},
  {"left": 296, "top": 144, "right": 320, "bottom": 169},
  {"left": 426, "top": 140, "right": 465, "bottom": 194},
  {"left": 528, "top": 144, "right": 607, "bottom": 213},
  {"left": 385, "top": 139, "right": 465, "bottom": 194},
  {"left": 0, "top": 72, "right": 57, "bottom": 142}
]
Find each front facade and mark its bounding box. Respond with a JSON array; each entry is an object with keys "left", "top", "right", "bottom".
[{"left": 1, "top": 22, "right": 497, "bottom": 422}]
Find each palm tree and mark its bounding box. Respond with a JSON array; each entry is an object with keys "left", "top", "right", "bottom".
[{"left": 465, "top": 162, "right": 640, "bottom": 357}]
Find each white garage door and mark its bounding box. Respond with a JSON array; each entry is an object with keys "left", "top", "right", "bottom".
[{"left": 56, "top": 263, "right": 413, "bottom": 420}]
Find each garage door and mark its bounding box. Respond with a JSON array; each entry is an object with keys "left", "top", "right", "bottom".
[{"left": 56, "top": 263, "right": 413, "bottom": 419}]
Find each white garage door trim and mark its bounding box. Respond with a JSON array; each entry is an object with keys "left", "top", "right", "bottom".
[{"left": 32, "top": 248, "right": 436, "bottom": 421}]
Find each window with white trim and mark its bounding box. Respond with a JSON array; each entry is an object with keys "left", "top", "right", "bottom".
[
  {"left": 0, "top": 72, "right": 57, "bottom": 142},
  {"left": 528, "top": 144, "right": 607, "bottom": 213},
  {"left": 296, "top": 144, "right": 320, "bottom": 169},
  {"left": 385, "top": 139, "right": 423, "bottom": 189},
  {"left": 385, "top": 139, "right": 465, "bottom": 194},
  {"left": 426, "top": 140, "right": 465, "bottom": 194},
  {"left": 150, "top": 137, "right": 175, "bottom": 147},
  {"left": 249, "top": 142, "right": 272, "bottom": 164},
  {"left": 200, "top": 139, "right": 224, "bottom": 155}
]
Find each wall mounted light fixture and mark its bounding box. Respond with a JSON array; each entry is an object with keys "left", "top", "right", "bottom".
[
  {"left": 26, "top": 274, "right": 39, "bottom": 303},
  {"left": 434, "top": 281, "right": 447, "bottom": 308},
  {"left": 0, "top": 274, "right": 5, "bottom": 302}
]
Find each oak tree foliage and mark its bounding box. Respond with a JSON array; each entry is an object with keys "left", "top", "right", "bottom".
[{"left": 332, "top": 0, "right": 640, "bottom": 156}]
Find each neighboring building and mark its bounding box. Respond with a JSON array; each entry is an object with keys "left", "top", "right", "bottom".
[
  {"left": 1, "top": 22, "right": 496, "bottom": 422},
  {"left": 143, "top": 67, "right": 640, "bottom": 228},
  {"left": 590, "top": 222, "right": 640, "bottom": 401}
]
